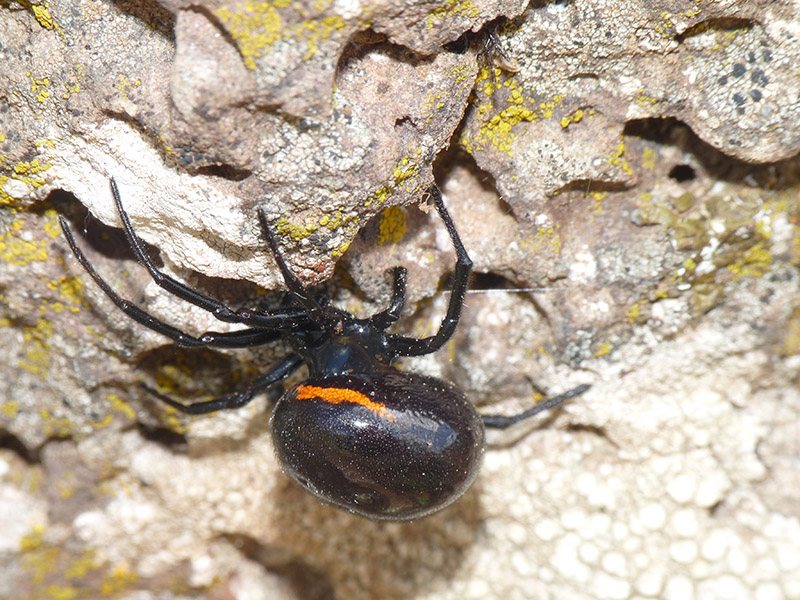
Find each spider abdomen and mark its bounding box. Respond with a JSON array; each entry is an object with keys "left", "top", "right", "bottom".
[{"left": 271, "top": 370, "right": 485, "bottom": 520}]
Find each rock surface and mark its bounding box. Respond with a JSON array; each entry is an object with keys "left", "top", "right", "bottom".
[{"left": 1, "top": 1, "right": 799, "bottom": 599}]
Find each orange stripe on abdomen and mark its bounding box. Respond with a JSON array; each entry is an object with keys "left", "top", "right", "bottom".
[{"left": 295, "top": 385, "right": 395, "bottom": 421}]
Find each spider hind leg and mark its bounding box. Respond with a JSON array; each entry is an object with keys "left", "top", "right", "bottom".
[
  {"left": 481, "top": 384, "right": 591, "bottom": 429},
  {"left": 144, "top": 353, "right": 303, "bottom": 415}
]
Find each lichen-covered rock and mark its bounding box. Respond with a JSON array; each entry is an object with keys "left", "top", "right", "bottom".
[{"left": 1, "top": 1, "right": 799, "bottom": 599}]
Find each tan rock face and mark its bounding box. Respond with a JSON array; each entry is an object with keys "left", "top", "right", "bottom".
[{"left": 1, "top": 1, "right": 799, "bottom": 599}]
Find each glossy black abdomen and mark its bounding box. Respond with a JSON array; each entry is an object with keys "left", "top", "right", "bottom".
[{"left": 270, "top": 369, "right": 485, "bottom": 520}]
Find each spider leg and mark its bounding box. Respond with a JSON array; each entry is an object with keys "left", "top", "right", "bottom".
[
  {"left": 59, "top": 215, "right": 302, "bottom": 347},
  {"left": 256, "top": 206, "right": 319, "bottom": 311},
  {"left": 144, "top": 353, "right": 304, "bottom": 414},
  {"left": 386, "top": 186, "right": 473, "bottom": 357},
  {"left": 480, "top": 384, "right": 590, "bottom": 429},
  {"left": 257, "top": 206, "right": 339, "bottom": 328},
  {"left": 197, "top": 328, "right": 282, "bottom": 348},
  {"left": 109, "top": 179, "right": 247, "bottom": 324},
  {"left": 112, "top": 179, "right": 315, "bottom": 331},
  {"left": 369, "top": 266, "right": 407, "bottom": 330},
  {"left": 233, "top": 307, "right": 317, "bottom": 332}
]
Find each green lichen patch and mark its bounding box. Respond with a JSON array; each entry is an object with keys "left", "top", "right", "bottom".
[{"left": 634, "top": 184, "right": 799, "bottom": 317}]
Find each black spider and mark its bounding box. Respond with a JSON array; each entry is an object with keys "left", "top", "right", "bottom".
[{"left": 59, "top": 179, "right": 588, "bottom": 520}]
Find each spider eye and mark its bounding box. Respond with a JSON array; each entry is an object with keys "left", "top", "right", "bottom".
[{"left": 270, "top": 371, "right": 485, "bottom": 520}]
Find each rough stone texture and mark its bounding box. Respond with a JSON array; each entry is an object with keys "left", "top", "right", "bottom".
[{"left": 1, "top": 1, "right": 799, "bottom": 599}]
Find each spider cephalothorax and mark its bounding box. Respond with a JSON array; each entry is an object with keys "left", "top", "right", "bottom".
[{"left": 60, "top": 180, "right": 587, "bottom": 520}]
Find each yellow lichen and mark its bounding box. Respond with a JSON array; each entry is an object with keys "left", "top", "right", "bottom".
[
  {"left": 0, "top": 231, "right": 49, "bottom": 265},
  {"left": 38, "top": 408, "right": 75, "bottom": 437},
  {"left": 560, "top": 108, "right": 585, "bottom": 129},
  {"left": 63, "top": 550, "right": 102, "bottom": 579},
  {"left": 377, "top": 206, "right": 406, "bottom": 246},
  {"left": 99, "top": 563, "right": 138, "bottom": 595},
  {"left": 62, "top": 64, "right": 84, "bottom": 99},
  {"left": 216, "top": 2, "right": 343, "bottom": 69},
  {"left": 108, "top": 393, "right": 137, "bottom": 420},
  {"left": 217, "top": 3, "right": 283, "bottom": 70},
  {"left": 56, "top": 480, "right": 75, "bottom": 499},
  {"left": 754, "top": 217, "right": 772, "bottom": 239},
  {"left": 607, "top": 143, "right": 633, "bottom": 175},
  {"left": 642, "top": 147, "right": 657, "bottom": 169},
  {"left": 15, "top": 0, "right": 60, "bottom": 30},
  {"left": 295, "top": 15, "right": 344, "bottom": 61},
  {"left": 91, "top": 414, "right": 114, "bottom": 429},
  {"left": 427, "top": 0, "right": 479, "bottom": 29},
  {"left": 458, "top": 131, "right": 474, "bottom": 155},
  {"left": 1, "top": 154, "right": 53, "bottom": 209},
  {"left": 591, "top": 191, "right": 607, "bottom": 215},
  {"left": 19, "top": 525, "right": 46, "bottom": 552},
  {"left": 19, "top": 318, "right": 54, "bottom": 376},
  {"left": 681, "top": 6, "right": 702, "bottom": 18},
  {"left": 627, "top": 301, "right": 644, "bottom": 323},
  {"left": 115, "top": 75, "right": 142, "bottom": 98},
  {"left": 423, "top": 90, "right": 447, "bottom": 123},
  {"left": 0, "top": 180, "right": 15, "bottom": 208},
  {"left": 480, "top": 105, "right": 537, "bottom": 155},
  {"left": 653, "top": 11, "right": 675, "bottom": 37},
  {"left": 367, "top": 152, "right": 421, "bottom": 207},
  {"left": 1, "top": 400, "right": 19, "bottom": 417},
  {"left": 447, "top": 62, "right": 472, "bottom": 85},
  {"left": 470, "top": 78, "right": 568, "bottom": 157},
  {"left": 782, "top": 308, "right": 800, "bottom": 356},
  {"left": 12, "top": 158, "right": 51, "bottom": 187},
  {"left": 727, "top": 241, "right": 773, "bottom": 278},
  {"left": 331, "top": 239, "right": 351, "bottom": 258},
  {"left": 322, "top": 211, "right": 344, "bottom": 231},
  {"left": 274, "top": 216, "right": 318, "bottom": 241},
  {"left": 27, "top": 72, "right": 52, "bottom": 103},
  {"left": 594, "top": 341, "right": 612, "bottom": 357},
  {"left": 44, "top": 275, "right": 85, "bottom": 314},
  {"left": 634, "top": 93, "right": 659, "bottom": 108},
  {"left": 521, "top": 223, "right": 563, "bottom": 255},
  {"left": 21, "top": 539, "right": 140, "bottom": 598}
]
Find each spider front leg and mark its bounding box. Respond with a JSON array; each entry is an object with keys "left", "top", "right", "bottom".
[
  {"left": 369, "top": 266, "right": 408, "bottom": 330},
  {"left": 387, "top": 186, "right": 473, "bottom": 357},
  {"left": 109, "top": 179, "right": 245, "bottom": 323},
  {"left": 59, "top": 215, "right": 302, "bottom": 348},
  {"left": 256, "top": 206, "right": 350, "bottom": 333},
  {"left": 256, "top": 207, "right": 322, "bottom": 314},
  {"left": 108, "top": 179, "right": 312, "bottom": 331}
]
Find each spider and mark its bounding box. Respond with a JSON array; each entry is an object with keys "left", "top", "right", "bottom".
[{"left": 59, "top": 179, "right": 589, "bottom": 520}]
